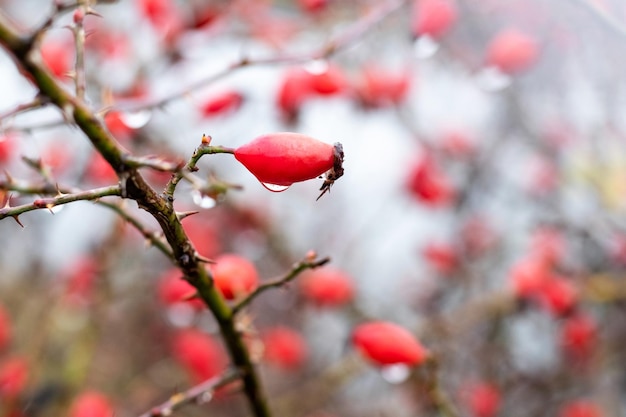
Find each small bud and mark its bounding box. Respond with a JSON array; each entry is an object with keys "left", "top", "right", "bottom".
[
  {"left": 202, "top": 134, "right": 212, "bottom": 145},
  {"left": 73, "top": 8, "right": 84, "bottom": 24},
  {"left": 305, "top": 250, "right": 317, "bottom": 261}
]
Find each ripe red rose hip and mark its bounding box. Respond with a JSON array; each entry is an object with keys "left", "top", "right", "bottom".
[
  {"left": 486, "top": 29, "right": 539, "bottom": 74},
  {"left": 211, "top": 254, "right": 259, "bottom": 300},
  {"left": 234, "top": 132, "right": 344, "bottom": 197},
  {"left": 69, "top": 391, "right": 114, "bottom": 417},
  {"left": 352, "top": 321, "right": 428, "bottom": 366},
  {"left": 300, "top": 267, "right": 354, "bottom": 307},
  {"left": 262, "top": 326, "right": 308, "bottom": 370},
  {"left": 412, "top": 0, "right": 458, "bottom": 39}
]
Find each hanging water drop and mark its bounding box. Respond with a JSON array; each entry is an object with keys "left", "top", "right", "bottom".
[
  {"left": 380, "top": 364, "right": 411, "bottom": 384},
  {"left": 304, "top": 59, "right": 329, "bottom": 75},
  {"left": 413, "top": 35, "right": 440, "bottom": 59},
  {"left": 119, "top": 109, "right": 152, "bottom": 129},
  {"left": 191, "top": 189, "right": 217, "bottom": 209},
  {"left": 196, "top": 390, "right": 214, "bottom": 405},
  {"left": 261, "top": 182, "right": 291, "bottom": 192},
  {"left": 475, "top": 66, "right": 512, "bottom": 92}
]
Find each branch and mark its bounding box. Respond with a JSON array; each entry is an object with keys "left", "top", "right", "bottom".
[
  {"left": 113, "top": 0, "right": 408, "bottom": 113},
  {"left": 233, "top": 253, "right": 330, "bottom": 314},
  {"left": 72, "top": 2, "right": 87, "bottom": 100},
  {"left": 163, "top": 137, "right": 235, "bottom": 199},
  {"left": 0, "top": 185, "right": 121, "bottom": 221},
  {"left": 137, "top": 369, "right": 241, "bottom": 417},
  {"left": 0, "top": 96, "right": 47, "bottom": 123}
]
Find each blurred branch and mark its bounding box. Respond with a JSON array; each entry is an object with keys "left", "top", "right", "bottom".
[
  {"left": 72, "top": 2, "right": 87, "bottom": 100},
  {"left": 114, "top": 0, "right": 408, "bottom": 112},
  {"left": 233, "top": 253, "right": 330, "bottom": 314},
  {"left": 419, "top": 356, "right": 459, "bottom": 417},
  {"left": 0, "top": 96, "right": 47, "bottom": 123},
  {"left": 123, "top": 154, "right": 184, "bottom": 173},
  {"left": 0, "top": 184, "right": 120, "bottom": 221},
  {"left": 137, "top": 369, "right": 241, "bottom": 417}
]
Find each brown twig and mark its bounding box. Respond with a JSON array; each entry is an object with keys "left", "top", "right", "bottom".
[
  {"left": 233, "top": 254, "right": 330, "bottom": 314},
  {"left": 137, "top": 369, "right": 241, "bottom": 417}
]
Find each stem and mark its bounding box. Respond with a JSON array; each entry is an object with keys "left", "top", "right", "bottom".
[
  {"left": 73, "top": 2, "right": 87, "bottom": 100},
  {"left": 233, "top": 255, "right": 330, "bottom": 314},
  {"left": 0, "top": 185, "right": 121, "bottom": 220}
]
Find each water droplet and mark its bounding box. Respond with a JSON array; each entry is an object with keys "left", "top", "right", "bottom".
[
  {"left": 119, "top": 109, "right": 152, "bottom": 129},
  {"left": 475, "top": 66, "right": 512, "bottom": 91},
  {"left": 380, "top": 364, "right": 411, "bottom": 384},
  {"left": 304, "top": 59, "right": 329, "bottom": 75},
  {"left": 196, "top": 390, "right": 213, "bottom": 404},
  {"left": 191, "top": 189, "right": 217, "bottom": 209},
  {"left": 166, "top": 303, "right": 196, "bottom": 328},
  {"left": 261, "top": 182, "right": 291, "bottom": 192},
  {"left": 413, "top": 35, "right": 440, "bottom": 59}
]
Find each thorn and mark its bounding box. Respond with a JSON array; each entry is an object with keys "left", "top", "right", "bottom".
[
  {"left": 3, "top": 193, "right": 12, "bottom": 209},
  {"left": 181, "top": 291, "right": 199, "bottom": 301},
  {"left": 46, "top": 203, "right": 55, "bottom": 214},
  {"left": 3, "top": 170, "right": 13, "bottom": 184},
  {"left": 196, "top": 254, "right": 216, "bottom": 264},
  {"left": 12, "top": 215, "right": 24, "bottom": 228},
  {"left": 176, "top": 210, "right": 199, "bottom": 221},
  {"left": 86, "top": 8, "right": 103, "bottom": 18}
]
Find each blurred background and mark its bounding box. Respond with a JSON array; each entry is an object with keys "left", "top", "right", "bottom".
[{"left": 1, "top": 0, "right": 626, "bottom": 416}]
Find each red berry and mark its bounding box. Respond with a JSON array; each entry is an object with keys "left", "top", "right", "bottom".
[
  {"left": 406, "top": 155, "right": 455, "bottom": 206},
  {"left": 104, "top": 111, "right": 135, "bottom": 142},
  {"left": 422, "top": 242, "right": 459, "bottom": 275},
  {"left": 299, "top": 0, "right": 328, "bottom": 13},
  {"left": 307, "top": 64, "right": 346, "bottom": 96},
  {"left": 69, "top": 391, "right": 114, "bottom": 417},
  {"left": 462, "top": 382, "right": 501, "bottom": 417},
  {"left": 158, "top": 269, "right": 204, "bottom": 309},
  {"left": 0, "top": 134, "right": 15, "bottom": 165},
  {"left": 62, "top": 257, "right": 99, "bottom": 306},
  {"left": 211, "top": 254, "right": 259, "bottom": 300},
  {"left": 41, "top": 38, "right": 73, "bottom": 79},
  {"left": 0, "top": 356, "right": 28, "bottom": 399},
  {"left": 234, "top": 133, "right": 340, "bottom": 188},
  {"left": 85, "top": 152, "right": 118, "bottom": 184},
  {"left": 508, "top": 256, "right": 550, "bottom": 299},
  {"left": 558, "top": 400, "right": 603, "bottom": 417},
  {"left": 537, "top": 275, "right": 578, "bottom": 317},
  {"left": 300, "top": 267, "right": 354, "bottom": 307},
  {"left": 355, "top": 65, "right": 411, "bottom": 108},
  {"left": 172, "top": 330, "right": 227, "bottom": 383},
  {"left": 412, "top": 0, "right": 458, "bottom": 39},
  {"left": 486, "top": 29, "right": 539, "bottom": 74},
  {"left": 0, "top": 305, "right": 11, "bottom": 351},
  {"left": 199, "top": 90, "right": 244, "bottom": 118},
  {"left": 276, "top": 68, "right": 314, "bottom": 121},
  {"left": 352, "top": 321, "right": 428, "bottom": 366},
  {"left": 560, "top": 312, "right": 597, "bottom": 360},
  {"left": 262, "top": 326, "right": 308, "bottom": 370}
]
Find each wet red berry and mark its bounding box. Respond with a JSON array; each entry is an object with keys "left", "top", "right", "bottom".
[
  {"left": 172, "top": 329, "right": 227, "bottom": 383},
  {"left": 300, "top": 267, "right": 355, "bottom": 307},
  {"left": 262, "top": 326, "right": 308, "bottom": 370},
  {"left": 412, "top": 0, "right": 458, "bottom": 39},
  {"left": 486, "top": 28, "right": 539, "bottom": 74},
  {"left": 69, "top": 391, "right": 114, "bottom": 417}
]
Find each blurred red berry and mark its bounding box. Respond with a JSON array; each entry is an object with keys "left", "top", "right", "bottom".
[
  {"left": 352, "top": 321, "right": 428, "bottom": 366},
  {"left": 412, "top": 0, "right": 458, "bottom": 39},
  {"left": 172, "top": 329, "right": 227, "bottom": 383},
  {"left": 234, "top": 132, "right": 339, "bottom": 188},
  {"left": 538, "top": 275, "right": 578, "bottom": 317},
  {"left": 262, "top": 326, "right": 308, "bottom": 370},
  {"left": 157, "top": 269, "right": 204, "bottom": 310},
  {"left": 41, "top": 38, "right": 73, "bottom": 79},
  {"left": 440, "top": 130, "right": 476, "bottom": 158},
  {"left": 463, "top": 381, "right": 501, "bottom": 417},
  {"left": 300, "top": 267, "right": 354, "bottom": 307},
  {"left": 69, "top": 391, "right": 114, "bottom": 417},
  {"left": 560, "top": 312, "right": 597, "bottom": 361},
  {"left": 0, "top": 134, "right": 15, "bottom": 165},
  {"left": 182, "top": 218, "right": 221, "bottom": 260},
  {"left": 0, "top": 305, "right": 11, "bottom": 351},
  {"left": 276, "top": 68, "right": 314, "bottom": 121},
  {"left": 211, "top": 254, "right": 259, "bottom": 300},
  {"left": 0, "top": 356, "right": 28, "bottom": 400},
  {"left": 558, "top": 400, "right": 603, "bottom": 417},
  {"left": 509, "top": 256, "right": 550, "bottom": 299},
  {"left": 136, "top": 0, "right": 183, "bottom": 40},
  {"left": 422, "top": 242, "right": 459, "bottom": 275},
  {"left": 104, "top": 111, "right": 135, "bottom": 142},
  {"left": 199, "top": 90, "right": 244, "bottom": 118},
  {"left": 406, "top": 155, "right": 455, "bottom": 206},
  {"left": 486, "top": 28, "right": 539, "bottom": 74},
  {"left": 299, "top": 0, "right": 328, "bottom": 13},
  {"left": 307, "top": 64, "right": 346, "bottom": 96},
  {"left": 63, "top": 257, "right": 99, "bottom": 306},
  {"left": 85, "top": 152, "right": 118, "bottom": 184},
  {"left": 355, "top": 65, "right": 412, "bottom": 108}
]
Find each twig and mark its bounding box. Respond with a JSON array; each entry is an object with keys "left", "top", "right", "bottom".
[
  {"left": 421, "top": 356, "right": 459, "bottom": 417},
  {"left": 113, "top": 0, "right": 408, "bottom": 113},
  {"left": 0, "top": 96, "right": 47, "bottom": 123},
  {"left": 233, "top": 254, "right": 330, "bottom": 314},
  {"left": 72, "top": 2, "right": 87, "bottom": 100},
  {"left": 0, "top": 184, "right": 121, "bottom": 221},
  {"left": 137, "top": 369, "right": 241, "bottom": 417},
  {"left": 163, "top": 138, "right": 235, "bottom": 200},
  {"left": 123, "top": 154, "right": 185, "bottom": 173}
]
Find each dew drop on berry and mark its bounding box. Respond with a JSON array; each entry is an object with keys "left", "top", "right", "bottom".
[
  {"left": 413, "top": 35, "right": 440, "bottom": 59},
  {"left": 261, "top": 182, "right": 291, "bottom": 192},
  {"left": 380, "top": 364, "right": 411, "bottom": 384},
  {"left": 475, "top": 66, "right": 512, "bottom": 91},
  {"left": 119, "top": 109, "right": 152, "bottom": 128},
  {"left": 196, "top": 390, "right": 213, "bottom": 404},
  {"left": 191, "top": 189, "right": 217, "bottom": 209}
]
